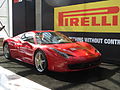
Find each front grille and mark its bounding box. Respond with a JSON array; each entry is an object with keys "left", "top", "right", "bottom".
[{"left": 68, "top": 60, "right": 101, "bottom": 70}]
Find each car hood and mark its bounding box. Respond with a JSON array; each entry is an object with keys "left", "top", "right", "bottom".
[{"left": 45, "top": 42, "right": 96, "bottom": 57}]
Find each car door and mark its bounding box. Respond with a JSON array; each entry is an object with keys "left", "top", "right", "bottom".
[
  {"left": 19, "top": 32, "right": 35, "bottom": 63},
  {"left": 8, "top": 37, "right": 21, "bottom": 59}
]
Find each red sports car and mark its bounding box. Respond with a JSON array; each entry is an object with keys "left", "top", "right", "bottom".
[{"left": 3, "top": 30, "right": 101, "bottom": 72}]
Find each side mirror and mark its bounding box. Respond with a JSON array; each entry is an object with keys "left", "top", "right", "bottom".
[
  {"left": 70, "top": 38, "right": 76, "bottom": 42},
  {"left": 0, "top": 26, "right": 5, "bottom": 31}
]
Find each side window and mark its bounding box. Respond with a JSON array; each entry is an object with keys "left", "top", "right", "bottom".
[
  {"left": 41, "top": 32, "right": 53, "bottom": 43},
  {"left": 21, "top": 32, "right": 35, "bottom": 44}
]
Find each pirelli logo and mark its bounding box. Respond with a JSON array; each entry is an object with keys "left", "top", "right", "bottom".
[
  {"left": 58, "top": 6, "right": 119, "bottom": 26},
  {"left": 54, "top": 0, "right": 120, "bottom": 32}
]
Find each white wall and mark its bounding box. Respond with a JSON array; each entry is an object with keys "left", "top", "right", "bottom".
[{"left": 0, "top": 0, "right": 13, "bottom": 38}]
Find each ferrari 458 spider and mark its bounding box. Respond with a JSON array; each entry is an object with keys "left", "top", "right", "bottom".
[{"left": 3, "top": 30, "right": 101, "bottom": 72}]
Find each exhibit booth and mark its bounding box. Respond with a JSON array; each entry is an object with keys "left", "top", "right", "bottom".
[{"left": 2, "top": 0, "right": 120, "bottom": 63}]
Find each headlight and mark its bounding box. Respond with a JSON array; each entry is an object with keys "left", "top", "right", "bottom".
[
  {"left": 50, "top": 48, "right": 70, "bottom": 58},
  {"left": 95, "top": 49, "right": 100, "bottom": 53}
]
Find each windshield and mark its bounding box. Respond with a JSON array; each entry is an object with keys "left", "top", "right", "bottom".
[{"left": 35, "top": 32, "right": 73, "bottom": 44}]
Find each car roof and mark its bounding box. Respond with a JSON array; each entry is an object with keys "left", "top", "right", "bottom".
[
  {"left": 30, "top": 30, "right": 55, "bottom": 33},
  {"left": 16, "top": 30, "right": 56, "bottom": 38}
]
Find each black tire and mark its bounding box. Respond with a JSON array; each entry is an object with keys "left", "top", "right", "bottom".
[
  {"left": 34, "top": 50, "right": 48, "bottom": 73},
  {"left": 3, "top": 43, "right": 11, "bottom": 59}
]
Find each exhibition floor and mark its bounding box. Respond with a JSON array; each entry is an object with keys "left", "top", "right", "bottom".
[{"left": 0, "top": 47, "right": 120, "bottom": 90}]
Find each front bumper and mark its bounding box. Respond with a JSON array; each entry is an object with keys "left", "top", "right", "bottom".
[
  {"left": 51, "top": 55, "right": 101, "bottom": 72},
  {"left": 68, "top": 59, "right": 101, "bottom": 70}
]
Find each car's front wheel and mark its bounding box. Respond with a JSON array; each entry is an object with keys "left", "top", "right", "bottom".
[
  {"left": 3, "top": 43, "right": 11, "bottom": 59},
  {"left": 34, "top": 50, "right": 48, "bottom": 73}
]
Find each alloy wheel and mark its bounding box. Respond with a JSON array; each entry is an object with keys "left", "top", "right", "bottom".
[
  {"left": 34, "top": 51, "right": 47, "bottom": 73},
  {"left": 3, "top": 43, "right": 10, "bottom": 59}
]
